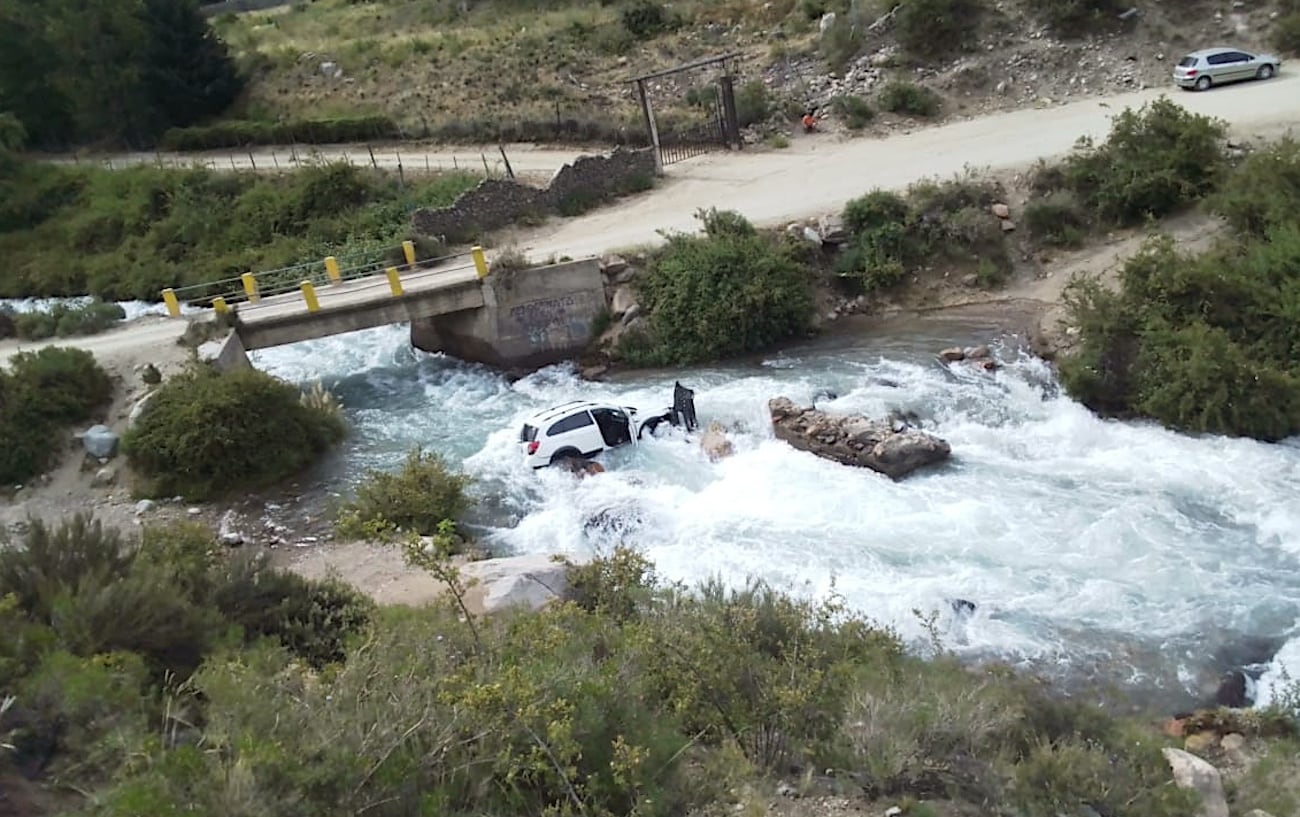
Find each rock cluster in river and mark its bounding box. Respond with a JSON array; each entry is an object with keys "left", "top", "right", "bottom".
[{"left": 767, "top": 397, "right": 951, "bottom": 480}]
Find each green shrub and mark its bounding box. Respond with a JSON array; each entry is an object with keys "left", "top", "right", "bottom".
[
  {"left": 642, "top": 578, "right": 902, "bottom": 770},
  {"left": 735, "top": 80, "right": 772, "bottom": 128},
  {"left": 9, "top": 300, "right": 125, "bottom": 340},
  {"left": 213, "top": 554, "right": 373, "bottom": 669},
  {"left": 820, "top": 14, "right": 865, "bottom": 70},
  {"left": 831, "top": 94, "right": 874, "bottom": 130},
  {"left": 843, "top": 189, "right": 909, "bottom": 234},
  {"left": 836, "top": 179, "right": 1009, "bottom": 291},
  {"left": 0, "top": 346, "right": 112, "bottom": 485},
  {"left": 894, "top": 0, "right": 982, "bottom": 60},
  {"left": 1060, "top": 97, "right": 1228, "bottom": 225},
  {"left": 621, "top": 0, "right": 678, "bottom": 39},
  {"left": 1274, "top": 12, "right": 1300, "bottom": 55},
  {"left": 0, "top": 158, "right": 480, "bottom": 301},
  {"left": 14, "top": 650, "right": 153, "bottom": 782},
  {"left": 124, "top": 364, "right": 346, "bottom": 500},
  {"left": 1132, "top": 320, "right": 1300, "bottom": 442},
  {"left": 1061, "top": 226, "right": 1300, "bottom": 440},
  {"left": 158, "top": 115, "right": 400, "bottom": 151},
  {"left": 618, "top": 210, "right": 815, "bottom": 365},
  {"left": 1026, "top": 0, "right": 1126, "bottom": 37},
  {"left": 0, "top": 308, "right": 14, "bottom": 339},
  {"left": 878, "top": 81, "right": 942, "bottom": 118},
  {"left": 1009, "top": 734, "right": 1196, "bottom": 817},
  {"left": 1024, "top": 190, "right": 1091, "bottom": 247},
  {"left": 1210, "top": 136, "right": 1300, "bottom": 236},
  {"left": 336, "top": 447, "right": 473, "bottom": 542}
]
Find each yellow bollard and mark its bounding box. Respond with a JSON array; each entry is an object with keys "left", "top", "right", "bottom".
[
  {"left": 162, "top": 288, "right": 181, "bottom": 318},
  {"left": 402, "top": 240, "right": 416, "bottom": 266},
  {"left": 324, "top": 256, "right": 342, "bottom": 285},
  {"left": 471, "top": 246, "right": 489, "bottom": 279},
  {"left": 386, "top": 267, "right": 404, "bottom": 297},
  {"left": 213, "top": 296, "right": 229, "bottom": 315},
  {"left": 241, "top": 272, "right": 260, "bottom": 303},
  {"left": 301, "top": 280, "right": 321, "bottom": 313}
]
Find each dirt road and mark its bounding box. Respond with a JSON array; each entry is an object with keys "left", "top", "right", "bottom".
[
  {"left": 9, "top": 75, "right": 1299, "bottom": 364},
  {"left": 512, "top": 75, "right": 1300, "bottom": 260}
]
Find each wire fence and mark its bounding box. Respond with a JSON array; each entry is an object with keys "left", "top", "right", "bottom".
[{"left": 60, "top": 146, "right": 525, "bottom": 179}]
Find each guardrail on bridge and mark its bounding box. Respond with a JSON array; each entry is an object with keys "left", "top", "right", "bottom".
[{"left": 160, "top": 242, "right": 491, "bottom": 319}]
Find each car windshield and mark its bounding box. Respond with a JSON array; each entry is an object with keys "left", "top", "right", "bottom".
[
  {"left": 519, "top": 424, "right": 538, "bottom": 443},
  {"left": 1178, "top": 56, "right": 1198, "bottom": 67}
]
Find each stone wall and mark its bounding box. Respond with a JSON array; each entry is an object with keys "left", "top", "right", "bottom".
[{"left": 411, "top": 147, "right": 656, "bottom": 243}]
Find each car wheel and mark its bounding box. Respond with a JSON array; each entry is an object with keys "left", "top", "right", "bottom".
[
  {"left": 550, "top": 447, "right": 582, "bottom": 466},
  {"left": 1195, "top": 75, "right": 1212, "bottom": 91},
  {"left": 1257, "top": 64, "right": 1275, "bottom": 80}
]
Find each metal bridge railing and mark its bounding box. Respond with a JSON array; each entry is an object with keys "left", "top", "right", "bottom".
[{"left": 160, "top": 241, "right": 490, "bottom": 319}]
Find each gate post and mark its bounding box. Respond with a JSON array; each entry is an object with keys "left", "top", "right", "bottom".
[
  {"left": 636, "top": 79, "right": 664, "bottom": 175},
  {"left": 719, "top": 75, "right": 741, "bottom": 150}
]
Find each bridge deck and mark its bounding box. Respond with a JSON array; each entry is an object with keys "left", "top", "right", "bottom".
[{"left": 227, "top": 262, "right": 485, "bottom": 350}]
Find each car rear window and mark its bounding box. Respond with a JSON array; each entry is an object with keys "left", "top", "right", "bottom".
[
  {"left": 519, "top": 423, "right": 538, "bottom": 442},
  {"left": 1178, "top": 56, "right": 1198, "bottom": 67}
]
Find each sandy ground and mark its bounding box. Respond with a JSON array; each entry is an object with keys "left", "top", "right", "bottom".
[{"left": 0, "top": 317, "right": 201, "bottom": 536}]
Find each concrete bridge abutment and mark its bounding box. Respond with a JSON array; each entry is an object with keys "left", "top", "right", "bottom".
[{"left": 410, "top": 258, "right": 607, "bottom": 376}]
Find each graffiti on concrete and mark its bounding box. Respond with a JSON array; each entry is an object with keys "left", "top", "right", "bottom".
[
  {"left": 509, "top": 295, "right": 578, "bottom": 329},
  {"left": 508, "top": 294, "right": 595, "bottom": 350}
]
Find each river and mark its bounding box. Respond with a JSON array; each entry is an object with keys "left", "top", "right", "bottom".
[{"left": 229, "top": 309, "right": 1300, "bottom": 714}]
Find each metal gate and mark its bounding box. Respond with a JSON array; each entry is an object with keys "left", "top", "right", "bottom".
[{"left": 658, "top": 89, "right": 728, "bottom": 166}]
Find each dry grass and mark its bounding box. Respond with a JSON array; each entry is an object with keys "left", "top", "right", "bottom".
[{"left": 211, "top": 0, "right": 808, "bottom": 142}]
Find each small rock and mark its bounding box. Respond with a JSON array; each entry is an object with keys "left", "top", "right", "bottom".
[
  {"left": 140, "top": 363, "right": 162, "bottom": 385},
  {"left": 621, "top": 304, "right": 643, "bottom": 325},
  {"left": 776, "top": 781, "right": 798, "bottom": 798},
  {"left": 1001, "top": 219, "right": 1017, "bottom": 232},
  {"left": 91, "top": 466, "right": 117, "bottom": 487},
  {"left": 134, "top": 499, "right": 156, "bottom": 516},
  {"left": 81, "top": 425, "right": 120, "bottom": 459},
  {"left": 1220, "top": 733, "right": 1246, "bottom": 755},
  {"left": 1245, "top": 810, "right": 1278, "bottom": 817},
  {"left": 801, "top": 226, "right": 822, "bottom": 246},
  {"left": 700, "top": 421, "right": 735, "bottom": 462},
  {"left": 1184, "top": 731, "right": 1218, "bottom": 754},
  {"left": 939, "top": 347, "right": 966, "bottom": 362},
  {"left": 884, "top": 808, "right": 903, "bottom": 817},
  {"left": 959, "top": 273, "right": 979, "bottom": 287},
  {"left": 610, "top": 286, "right": 638, "bottom": 319},
  {"left": 965, "top": 344, "right": 991, "bottom": 360},
  {"left": 818, "top": 11, "right": 836, "bottom": 36},
  {"left": 600, "top": 254, "right": 629, "bottom": 276},
  {"left": 218, "top": 510, "right": 245, "bottom": 546},
  {"left": 991, "top": 202, "right": 1011, "bottom": 219},
  {"left": 187, "top": 507, "right": 202, "bottom": 517},
  {"left": 1162, "top": 748, "right": 1229, "bottom": 817}
]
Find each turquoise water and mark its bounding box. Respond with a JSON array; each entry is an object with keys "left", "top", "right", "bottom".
[{"left": 245, "top": 315, "right": 1300, "bottom": 710}]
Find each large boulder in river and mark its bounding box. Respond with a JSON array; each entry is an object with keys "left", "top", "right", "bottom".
[{"left": 768, "top": 397, "right": 951, "bottom": 480}]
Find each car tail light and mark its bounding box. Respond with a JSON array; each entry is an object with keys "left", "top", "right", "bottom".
[
  {"left": 527, "top": 441, "right": 540, "bottom": 455},
  {"left": 1186, "top": 69, "right": 1197, "bottom": 76}
]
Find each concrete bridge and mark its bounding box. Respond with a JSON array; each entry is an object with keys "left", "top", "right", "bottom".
[{"left": 166, "top": 246, "right": 612, "bottom": 375}]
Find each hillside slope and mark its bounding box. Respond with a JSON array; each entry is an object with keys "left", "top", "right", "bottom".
[{"left": 207, "top": 0, "right": 1298, "bottom": 144}]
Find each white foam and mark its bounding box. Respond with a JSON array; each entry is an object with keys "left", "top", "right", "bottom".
[
  {"left": 0, "top": 297, "right": 203, "bottom": 320},
  {"left": 1254, "top": 634, "right": 1300, "bottom": 712},
  {"left": 236, "top": 323, "right": 1300, "bottom": 698}
]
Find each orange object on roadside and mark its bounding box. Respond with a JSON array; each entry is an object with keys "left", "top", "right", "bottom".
[{"left": 801, "top": 113, "right": 817, "bottom": 132}]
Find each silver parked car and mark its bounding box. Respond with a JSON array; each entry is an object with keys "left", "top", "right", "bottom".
[{"left": 1173, "top": 47, "right": 1282, "bottom": 91}]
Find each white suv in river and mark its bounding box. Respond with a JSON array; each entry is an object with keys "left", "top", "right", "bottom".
[{"left": 519, "top": 383, "right": 698, "bottom": 469}]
